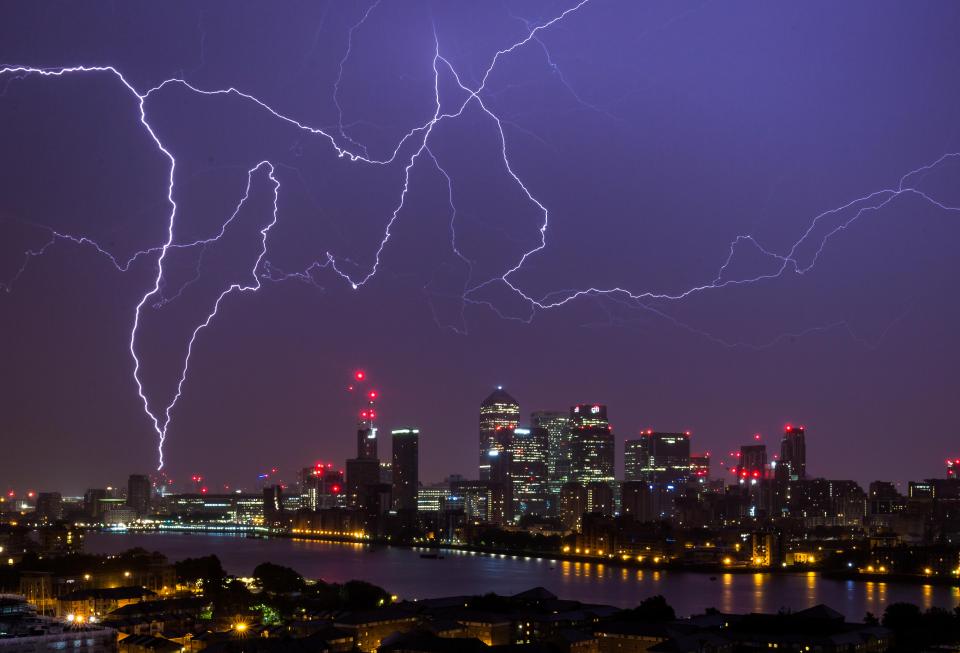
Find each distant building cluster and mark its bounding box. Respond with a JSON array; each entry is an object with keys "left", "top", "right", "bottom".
[{"left": 3, "top": 386, "right": 959, "bottom": 579}]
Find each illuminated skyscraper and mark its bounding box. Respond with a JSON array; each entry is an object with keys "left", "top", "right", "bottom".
[
  {"left": 567, "top": 404, "right": 614, "bottom": 485},
  {"left": 778, "top": 424, "right": 806, "bottom": 481},
  {"left": 479, "top": 387, "right": 520, "bottom": 480},
  {"left": 510, "top": 426, "right": 549, "bottom": 517},
  {"left": 625, "top": 431, "right": 691, "bottom": 485},
  {"left": 391, "top": 428, "right": 419, "bottom": 513},
  {"left": 531, "top": 410, "right": 569, "bottom": 493}
]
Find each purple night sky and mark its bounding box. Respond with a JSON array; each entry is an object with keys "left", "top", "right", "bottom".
[{"left": 2, "top": 1, "right": 959, "bottom": 494}]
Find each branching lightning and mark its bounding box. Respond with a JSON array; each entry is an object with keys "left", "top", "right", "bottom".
[{"left": 2, "top": 0, "right": 959, "bottom": 468}]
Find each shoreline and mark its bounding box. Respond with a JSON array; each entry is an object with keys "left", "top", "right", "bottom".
[{"left": 95, "top": 526, "right": 960, "bottom": 590}]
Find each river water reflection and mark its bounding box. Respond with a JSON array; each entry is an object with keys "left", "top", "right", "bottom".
[{"left": 85, "top": 532, "right": 959, "bottom": 619}]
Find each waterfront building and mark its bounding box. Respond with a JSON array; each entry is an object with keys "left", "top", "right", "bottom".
[
  {"left": 82, "top": 489, "right": 107, "bottom": 521},
  {"left": 391, "top": 428, "right": 419, "bottom": 513},
  {"left": 263, "top": 485, "right": 285, "bottom": 527},
  {"left": 346, "top": 458, "right": 381, "bottom": 510},
  {"left": 126, "top": 474, "right": 152, "bottom": 517},
  {"left": 417, "top": 483, "right": 451, "bottom": 514},
  {"left": 34, "top": 492, "right": 63, "bottom": 523},
  {"left": 298, "top": 464, "right": 345, "bottom": 511}
]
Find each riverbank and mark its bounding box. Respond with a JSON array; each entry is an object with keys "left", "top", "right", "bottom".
[
  {"left": 107, "top": 524, "right": 960, "bottom": 589},
  {"left": 84, "top": 530, "right": 960, "bottom": 619}
]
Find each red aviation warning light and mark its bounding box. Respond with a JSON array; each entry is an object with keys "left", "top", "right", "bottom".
[
  {"left": 354, "top": 370, "right": 366, "bottom": 381},
  {"left": 754, "top": 433, "right": 761, "bottom": 441},
  {"left": 368, "top": 390, "right": 378, "bottom": 400},
  {"left": 331, "top": 484, "right": 341, "bottom": 494}
]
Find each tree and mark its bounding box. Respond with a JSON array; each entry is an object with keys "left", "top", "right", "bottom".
[
  {"left": 175, "top": 555, "right": 226, "bottom": 591},
  {"left": 252, "top": 562, "right": 305, "bottom": 594},
  {"left": 211, "top": 578, "right": 255, "bottom": 623},
  {"left": 340, "top": 580, "right": 391, "bottom": 610},
  {"left": 620, "top": 595, "right": 676, "bottom": 623},
  {"left": 882, "top": 603, "right": 922, "bottom": 632}
]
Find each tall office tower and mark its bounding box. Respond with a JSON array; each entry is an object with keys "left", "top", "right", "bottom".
[
  {"left": 690, "top": 454, "right": 711, "bottom": 482},
  {"left": 947, "top": 458, "right": 959, "bottom": 478},
  {"left": 479, "top": 387, "right": 520, "bottom": 480},
  {"left": 738, "top": 444, "right": 767, "bottom": 480},
  {"left": 35, "top": 492, "right": 63, "bottom": 522},
  {"left": 567, "top": 404, "right": 615, "bottom": 485},
  {"left": 531, "top": 410, "right": 569, "bottom": 493},
  {"left": 299, "top": 463, "right": 344, "bottom": 510},
  {"left": 510, "top": 426, "right": 549, "bottom": 517},
  {"left": 354, "top": 386, "right": 380, "bottom": 460},
  {"left": 356, "top": 410, "right": 378, "bottom": 461},
  {"left": 126, "top": 474, "right": 152, "bottom": 516},
  {"left": 83, "top": 488, "right": 107, "bottom": 520},
  {"left": 626, "top": 431, "right": 692, "bottom": 485},
  {"left": 778, "top": 424, "right": 807, "bottom": 481},
  {"left": 391, "top": 428, "right": 419, "bottom": 512},
  {"left": 263, "top": 485, "right": 284, "bottom": 527},
  {"left": 624, "top": 439, "right": 643, "bottom": 482},
  {"left": 345, "top": 458, "right": 381, "bottom": 509}
]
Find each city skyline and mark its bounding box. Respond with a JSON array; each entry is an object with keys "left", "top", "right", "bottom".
[
  {"left": 3, "top": 2, "right": 960, "bottom": 493},
  {"left": 5, "top": 381, "right": 956, "bottom": 497}
]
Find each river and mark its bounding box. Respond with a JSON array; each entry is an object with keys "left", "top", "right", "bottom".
[{"left": 85, "top": 532, "right": 959, "bottom": 620}]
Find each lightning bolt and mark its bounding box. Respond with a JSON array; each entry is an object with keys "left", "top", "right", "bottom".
[{"left": 2, "top": 0, "right": 959, "bottom": 470}]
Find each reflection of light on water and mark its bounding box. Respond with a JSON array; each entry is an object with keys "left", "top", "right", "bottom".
[
  {"left": 922, "top": 584, "right": 933, "bottom": 611},
  {"left": 752, "top": 574, "right": 764, "bottom": 613},
  {"left": 721, "top": 574, "right": 734, "bottom": 614},
  {"left": 651, "top": 571, "right": 661, "bottom": 582}
]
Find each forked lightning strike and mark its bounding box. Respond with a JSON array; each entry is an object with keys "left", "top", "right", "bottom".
[{"left": 1, "top": 0, "right": 958, "bottom": 468}]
